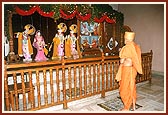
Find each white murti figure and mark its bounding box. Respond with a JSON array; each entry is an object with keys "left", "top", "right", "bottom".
[
  {"left": 4, "top": 35, "right": 10, "bottom": 57},
  {"left": 81, "top": 22, "right": 90, "bottom": 35}
]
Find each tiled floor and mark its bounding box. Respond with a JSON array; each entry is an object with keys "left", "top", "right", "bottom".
[{"left": 36, "top": 73, "right": 165, "bottom": 113}]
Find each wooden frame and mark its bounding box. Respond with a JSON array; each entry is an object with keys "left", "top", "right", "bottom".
[
  {"left": 4, "top": 50, "right": 153, "bottom": 111},
  {"left": 79, "top": 21, "right": 102, "bottom": 56}
]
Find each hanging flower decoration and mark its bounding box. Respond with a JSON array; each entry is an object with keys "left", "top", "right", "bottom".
[
  {"left": 10, "top": 4, "right": 123, "bottom": 24},
  {"left": 4, "top": 4, "right": 123, "bottom": 42},
  {"left": 94, "top": 15, "right": 116, "bottom": 23},
  {"left": 15, "top": 5, "right": 54, "bottom": 17},
  {"left": 60, "top": 9, "right": 91, "bottom": 21},
  {"left": 76, "top": 13, "right": 91, "bottom": 21},
  {"left": 60, "top": 9, "right": 77, "bottom": 19}
]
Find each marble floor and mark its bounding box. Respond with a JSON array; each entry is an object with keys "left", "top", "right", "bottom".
[{"left": 35, "top": 72, "right": 165, "bottom": 113}]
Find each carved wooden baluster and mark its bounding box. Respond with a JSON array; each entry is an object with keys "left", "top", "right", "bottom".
[
  {"left": 145, "top": 56, "right": 147, "bottom": 81},
  {"left": 83, "top": 65, "right": 87, "bottom": 95},
  {"left": 146, "top": 56, "right": 148, "bottom": 80},
  {"left": 148, "top": 56, "right": 151, "bottom": 80},
  {"left": 4, "top": 68, "right": 10, "bottom": 111},
  {"left": 145, "top": 56, "right": 150, "bottom": 80},
  {"left": 106, "top": 62, "right": 108, "bottom": 90},
  {"left": 147, "top": 55, "right": 150, "bottom": 80},
  {"left": 97, "top": 64, "right": 100, "bottom": 93},
  {"left": 145, "top": 55, "right": 147, "bottom": 80},
  {"left": 148, "top": 55, "right": 151, "bottom": 81},
  {"left": 21, "top": 71, "right": 27, "bottom": 110},
  {"left": 73, "top": 66, "right": 77, "bottom": 98},
  {"left": 140, "top": 57, "right": 144, "bottom": 82},
  {"left": 62, "top": 59, "right": 67, "bottom": 109},
  {"left": 36, "top": 70, "right": 41, "bottom": 108},
  {"left": 93, "top": 64, "right": 96, "bottom": 94},
  {"left": 113, "top": 62, "right": 116, "bottom": 89},
  {"left": 145, "top": 56, "right": 148, "bottom": 81},
  {"left": 112, "top": 62, "right": 115, "bottom": 88},
  {"left": 142, "top": 55, "right": 147, "bottom": 81},
  {"left": 13, "top": 72, "right": 19, "bottom": 110},
  {"left": 62, "top": 66, "right": 67, "bottom": 109},
  {"left": 101, "top": 52, "right": 105, "bottom": 98},
  {"left": 142, "top": 56, "right": 145, "bottom": 81},
  {"left": 88, "top": 64, "right": 92, "bottom": 94},
  {"left": 49, "top": 69, "right": 54, "bottom": 104},
  {"left": 56, "top": 68, "right": 60, "bottom": 103},
  {"left": 68, "top": 67, "right": 72, "bottom": 99},
  {"left": 109, "top": 62, "right": 112, "bottom": 89},
  {"left": 139, "top": 56, "right": 142, "bottom": 82},
  {"left": 117, "top": 61, "right": 120, "bottom": 86},
  {"left": 147, "top": 56, "right": 149, "bottom": 81},
  {"left": 43, "top": 69, "right": 48, "bottom": 106},
  {"left": 28, "top": 71, "right": 35, "bottom": 109},
  {"left": 149, "top": 50, "right": 153, "bottom": 83},
  {"left": 144, "top": 57, "right": 146, "bottom": 81},
  {"left": 79, "top": 65, "right": 82, "bottom": 98},
  {"left": 10, "top": 80, "right": 15, "bottom": 110}
]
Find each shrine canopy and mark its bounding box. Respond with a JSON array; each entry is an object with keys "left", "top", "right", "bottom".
[{"left": 13, "top": 4, "right": 123, "bottom": 24}]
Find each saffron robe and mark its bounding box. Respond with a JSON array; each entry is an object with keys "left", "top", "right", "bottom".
[{"left": 116, "top": 41, "right": 143, "bottom": 110}]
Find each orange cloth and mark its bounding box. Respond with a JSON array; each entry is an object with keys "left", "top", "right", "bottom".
[
  {"left": 18, "top": 33, "right": 33, "bottom": 57},
  {"left": 65, "top": 37, "right": 72, "bottom": 58},
  {"left": 115, "top": 41, "right": 143, "bottom": 110},
  {"left": 52, "top": 37, "right": 60, "bottom": 59}
]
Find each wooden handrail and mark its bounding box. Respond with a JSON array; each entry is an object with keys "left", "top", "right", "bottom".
[{"left": 4, "top": 51, "right": 152, "bottom": 111}]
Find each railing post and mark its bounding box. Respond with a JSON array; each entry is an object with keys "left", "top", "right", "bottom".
[
  {"left": 149, "top": 50, "right": 153, "bottom": 83},
  {"left": 4, "top": 64, "right": 10, "bottom": 111},
  {"left": 101, "top": 52, "right": 105, "bottom": 98},
  {"left": 28, "top": 71, "right": 35, "bottom": 109},
  {"left": 61, "top": 56, "right": 67, "bottom": 109}
]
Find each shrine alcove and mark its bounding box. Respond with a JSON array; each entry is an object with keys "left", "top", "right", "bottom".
[
  {"left": 12, "top": 12, "right": 77, "bottom": 59},
  {"left": 4, "top": 4, "right": 124, "bottom": 63}
]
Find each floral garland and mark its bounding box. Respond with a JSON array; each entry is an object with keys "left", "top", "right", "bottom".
[
  {"left": 94, "top": 15, "right": 116, "bottom": 23},
  {"left": 60, "top": 9, "right": 91, "bottom": 21},
  {"left": 15, "top": 5, "right": 116, "bottom": 24},
  {"left": 15, "top": 5, "right": 54, "bottom": 17}
]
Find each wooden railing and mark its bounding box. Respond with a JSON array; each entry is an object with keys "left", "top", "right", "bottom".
[{"left": 4, "top": 50, "right": 153, "bottom": 111}]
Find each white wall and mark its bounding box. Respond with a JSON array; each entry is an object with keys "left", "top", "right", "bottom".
[
  {"left": 109, "top": 4, "right": 118, "bottom": 10},
  {"left": 118, "top": 4, "right": 165, "bottom": 73}
]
